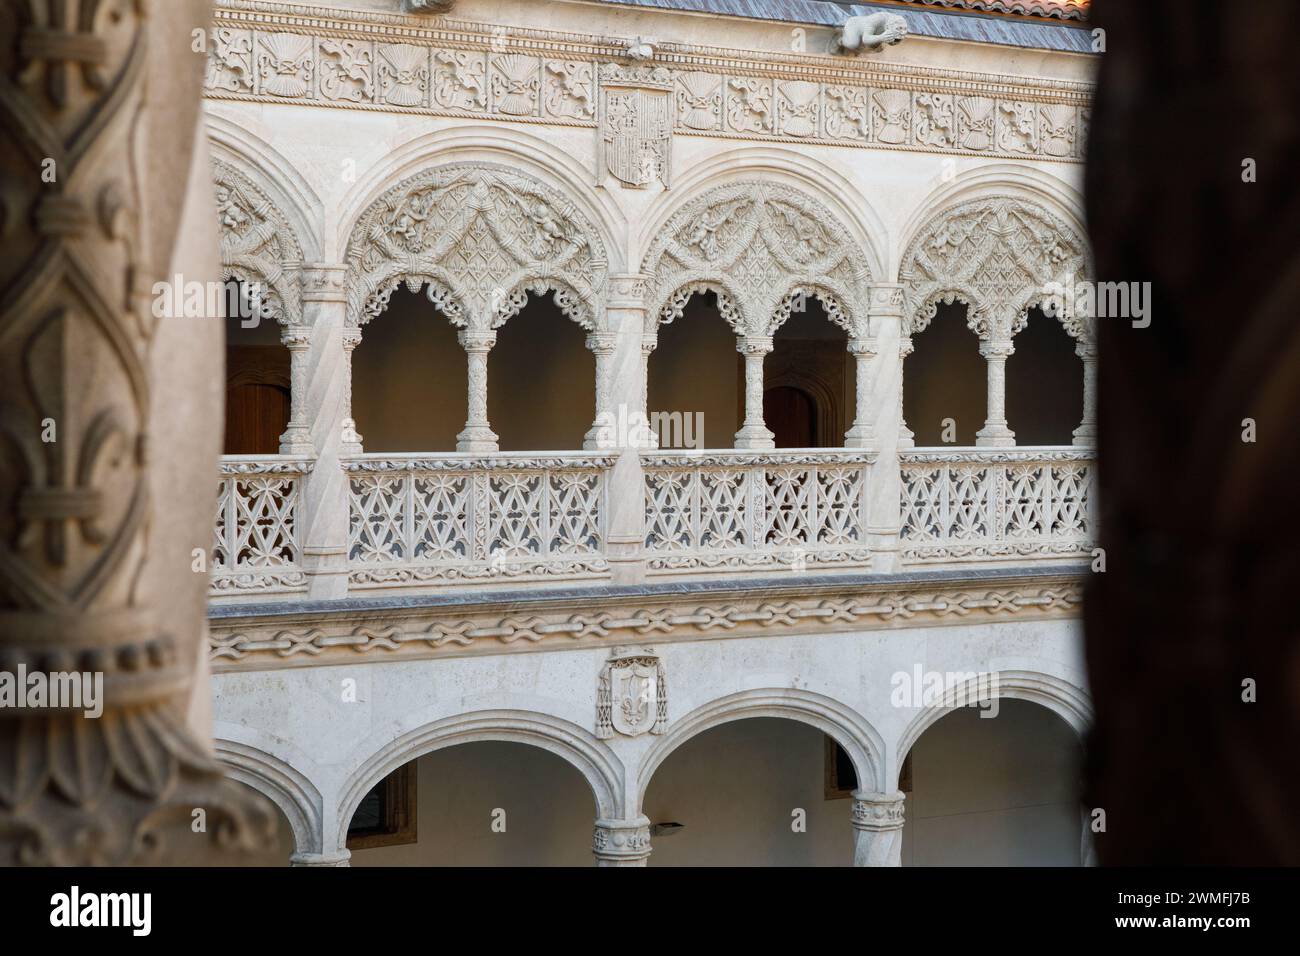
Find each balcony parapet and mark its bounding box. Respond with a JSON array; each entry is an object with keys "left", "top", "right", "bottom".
[
  {"left": 642, "top": 448, "right": 877, "bottom": 576},
  {"left": 212, "top": 456, "right": 314, "bottom": 595},
  {"left": 899, "top": 446, "right": 1095, "bottom": 565},
  {"left": 343, "top": 452, "right": 620, "bottom": 589}
]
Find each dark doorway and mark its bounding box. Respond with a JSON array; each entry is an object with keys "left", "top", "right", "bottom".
[
  {"left": 764, "top": 385, "right": 817, "bottom": 447},
  {"left": 224, "top": 382, "right": 290, "bottom": 454}
]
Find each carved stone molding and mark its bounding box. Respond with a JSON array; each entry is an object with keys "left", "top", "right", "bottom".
[
  {"left": 899, "top": 197, "right": 1090, "bottom": 339},
  {"left": 207, "top": 570, "right": 1084, "bottom": 669},
  {"left": 344, "top": 163, "right": 607, "bottom": 330},
  {"left": 213, "top": 158, "right": 304, "bottom": 325},
  {"left": 204, "top": 1, "right": 1092, "bottom": 164},
  {"left": 643, "top": 181, "right": 872, "bottom": 336}
]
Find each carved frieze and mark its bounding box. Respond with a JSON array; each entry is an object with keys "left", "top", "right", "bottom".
[{"left": 204, "top": 3, "right": 1091, "bottom": 163}]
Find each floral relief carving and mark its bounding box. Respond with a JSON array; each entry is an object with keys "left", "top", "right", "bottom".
[
  {"left": 899, "top": 198, "right": 1090, "bottom": 339},
  {"left": 432, "top": 50, "right": 487, "bottom": 110},
  {"left": 823, "top": 85, "right": 871, "bottom": 141},
  {"left": 543, "top": 60, "right": 594, "bottom": 119},
  {"left": 643, "top": 182, "right": 871, "bottom": 337},
  {"left": 997, "top": 100, "right": 1038, "bottom": 154},
  {"left": 211, "top": 158, "right": 304, "bottom": 326},
  {"left": 377, "top": 43, "right": 429, "bottom": 107},
  {"left": 914, "top": 93, "right": 955, "bottom": 148},
  {"left": 675, "top": 71, "right": 723, "bottom": 131},
  {"left": 256, "top": 32, "right": 313, "bottom": 99},
  {"left": 489, "top": 53, "right": 541, "bottom": 116},
  {"left": 726, "top": 77, "right": 773, "bottom": 134},
  {"left": 319, "top": 39, "right": 375, "bottom": 103},
  {"left": 207, "top": 28, "right": 254, "bottom": 93},
  {"left": 345, "top": 163, "right": 607, "bottom": 330}
]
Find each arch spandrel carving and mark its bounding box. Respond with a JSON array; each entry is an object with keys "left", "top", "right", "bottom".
[
  {"left": 344, "top": 163, "right": 608, "bottom": 331},
  {"left": 899, "top": 197, "right": 1091, "bottom": 341},
  {"left": 212, "top": 158, "right": 305, "bottom": 326},
  {"left": 642, "top": 182, "right": 872, "bottom": 336}
]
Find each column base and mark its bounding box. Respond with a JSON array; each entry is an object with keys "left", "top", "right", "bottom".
[
  {"left": 290, "top": 850, "right": 351, "bottom": 867},
  {"left": 1071, "top": 423, "right": 1097, "bottom": 447},
  {"left": 898, "top": 422, "right": 915, "bottom": 450},
  {"left": 843, "top": 424, "right": 875, "bottom": 449},
  {"left": 733, "top": 424, "right": 775, "bottom": 450},
  {"left": 278, "top": 425, "right": 314, "bottom": 457},
  {"left": 341, "top": 418, "right": 364, "bottom": 456},
  {"left": 303, "top": 546, "right": 350, "bottom": 600},
  {"left": 456, "top": 425, "right": 499, "bottom": 453},
  {"left": 975, "top": 423, "right": 1015, "bottom": 447}
]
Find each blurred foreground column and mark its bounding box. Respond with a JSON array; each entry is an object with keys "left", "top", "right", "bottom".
[
  {"left": 0, "top": 0, "right": 277, "bottom": 864},
  {"left": 1084, "top": 0, "right": 1300, "bottom": 864}
]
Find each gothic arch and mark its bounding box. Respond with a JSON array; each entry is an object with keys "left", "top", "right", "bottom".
[
  {"left": 333, "top": 710, "right": 624, "bottom": 850},
  {"left": 898, "top": 195, "right": 1090, "bottom": 342},
  {"left": 343, "top": 162, "right": 609, "bottom": 332},
  {"left": 211, "top": 157, "right": 306, "bottom": 327},
  {"left": 636, "top": 688, "right": 886, "bottom": 803},
  {"left": 894, "top": 669, "right": 1093, "bottom": 774},
  {"left": 213, "top": 732, "right": 324, "bottom": 859},
  {"left": 641, "top": 181, "right": 873, "bottom": 337}
]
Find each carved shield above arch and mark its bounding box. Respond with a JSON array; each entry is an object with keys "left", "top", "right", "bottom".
[
  {"left": 641, "top": 181, "right": 872, "bottom": 336},
  {"left": 344, "top": 162, "right": 608, "bottom": 330},
  {"left": 899, "top": 197, "right": 1090, "bottom": 340},
  {"left": 211, "top": 158, "right": 305, "bottom": 326}
]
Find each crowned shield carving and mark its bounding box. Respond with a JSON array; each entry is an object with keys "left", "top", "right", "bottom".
[
  {"left": 598, "top": 64, "right": 673, "bottom": 189},
  {"left": 596, "top": 648, "right": 668, "bottom": 738}
]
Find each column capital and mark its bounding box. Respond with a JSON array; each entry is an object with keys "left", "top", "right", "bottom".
[
  {"left": 736, "top": 334, "right": 774, "bottom": 355},
  {"left": 847, "top": 337, "right": 876, "bottom": 356},
  {"left": 300, "top": 263, "right": 349, "bottom": 304},
  {"left": 592, "top": 816, "right": 652, "bottom": 866},
  {"left": 341, "top": 326, "right": 363, "bottom": 349},
  {"left": 867, "top": 283, "right": 906, "bottom": 317},
  {"left": 607, "top": 273, "right": 652, "bottom": 309},
  {"left": 851, "top": 790, "right": 907, "bottom": 831},
  {"left": 641, "top": 333, "right": 658, "bottom": 355},
  {"left": 979, "top": 337, "right": 1015, "bottom": 358},
  {"left": 585, "top": 331, "right": 619, "bottom": 354},
  {"left": 280, "top": 324, "right": 311, "bottom": 348},
  {"left": 457, "top": 328, "right": 497, "bottom": 351}
]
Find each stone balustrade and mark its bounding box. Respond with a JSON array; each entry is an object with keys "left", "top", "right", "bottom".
[{"left": 212, "top": 456, "right": 314, "bottom": 594}]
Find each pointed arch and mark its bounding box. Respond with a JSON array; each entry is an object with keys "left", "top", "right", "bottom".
[
  {"left": 343, "top": 162, "right": 608, "bottom": 331},
  {"left": 641, "top": 180, "right": 873, "bottom": 337}
]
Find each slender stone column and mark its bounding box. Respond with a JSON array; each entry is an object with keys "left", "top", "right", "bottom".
[
  {"left": 898, "top": 337, "right": 915, "bottom": 450},
  {"left": 861, "top": 285, "right": 907, "bottom": 571},
  {"left": 975, "top": 337, "right": 1016, "bottom": 447},
  {"left": 640, "top": 334, "right": 659, "bottom": 449},
  {"left": 851, "top": 790, "right": 906, "bottom": 866},
  {"left": 456, "top": 329, "right": 499, "bottom": 452},
  {"left": 279, "top": 324, "right": 314, "bottom": 454},
  {"left": 340, "top": 327, "right": 364, "bottom": 453},
  {"left": 1072, "top": 342, "right": 1098, "bottom": 446},
  {"left": 843, "top": 337, "right": 876, "bottom": 447},
  {"left": 298, "top": 265, "right": 356, "bottom": 599},
  {"left": 734, "top": 335, "right": 775, "bottom": 449},
  {"left": 593, "top": 816, "right": 653, "bottom": 867},
  {"left": 583, "top": 331, "right": 619, "bottom": 450}
]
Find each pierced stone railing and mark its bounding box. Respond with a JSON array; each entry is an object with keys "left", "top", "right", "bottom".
[
  {"left": 642, "top": 450, "right": 875, "bottom": 574},
  {"left": 212, "top": 457, "right": 312, "bottom": 594},
  {"left": 344, "top": 453, "right": 619, "bottom": 588},
  {"left": 899, "top": 448, "right": 1095, "bottom": 564}
]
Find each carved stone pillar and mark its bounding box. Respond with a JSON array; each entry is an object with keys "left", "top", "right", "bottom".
[
  {"left": 593, "top": 816, "right": 652, "bottom": 867},
  {"left": 976, "top": 338, "right": 1016, "bottom": 447},
  {"left": 640, "top": 334, "right": 659, "bottom": 449},
  {"left": 1073, "top": 342, "right": 1098, "bottom": 447},
  {"left": 734, "top": 335, "right": 775, "bottom": 449},
  {"left": 860, "top": 285, "right": 908, "bottom": 570},
  {"left": 298, "top": 264, "right": 355, "bottom": 599},
  {"left": 843, "top": 337, "right": 876, "bottom": 448},
  {"left": 456, "top": 329, "right": 499, "bottom": 453},
  {"left": 583, "top": 332, "right": 619, "bottom": 450},
  {"left": 851, "top": 791, "right": 906, "bottom": 866},
  {"left": 898, "top": 338, "right": 915, "bottom": 450},
  {"left": 340, "top": 327, "right": 364, "bottom": 454},
  {"left": 0, "top": 0, "right": 276, "bottom": 864},
  {"left": 279, "top": 325, "right": 314, "bottom": 454}
]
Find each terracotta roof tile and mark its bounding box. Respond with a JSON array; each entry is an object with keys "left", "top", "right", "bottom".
[{"left": 891, "top": 0, "right": 1087, "bottom": 22}]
